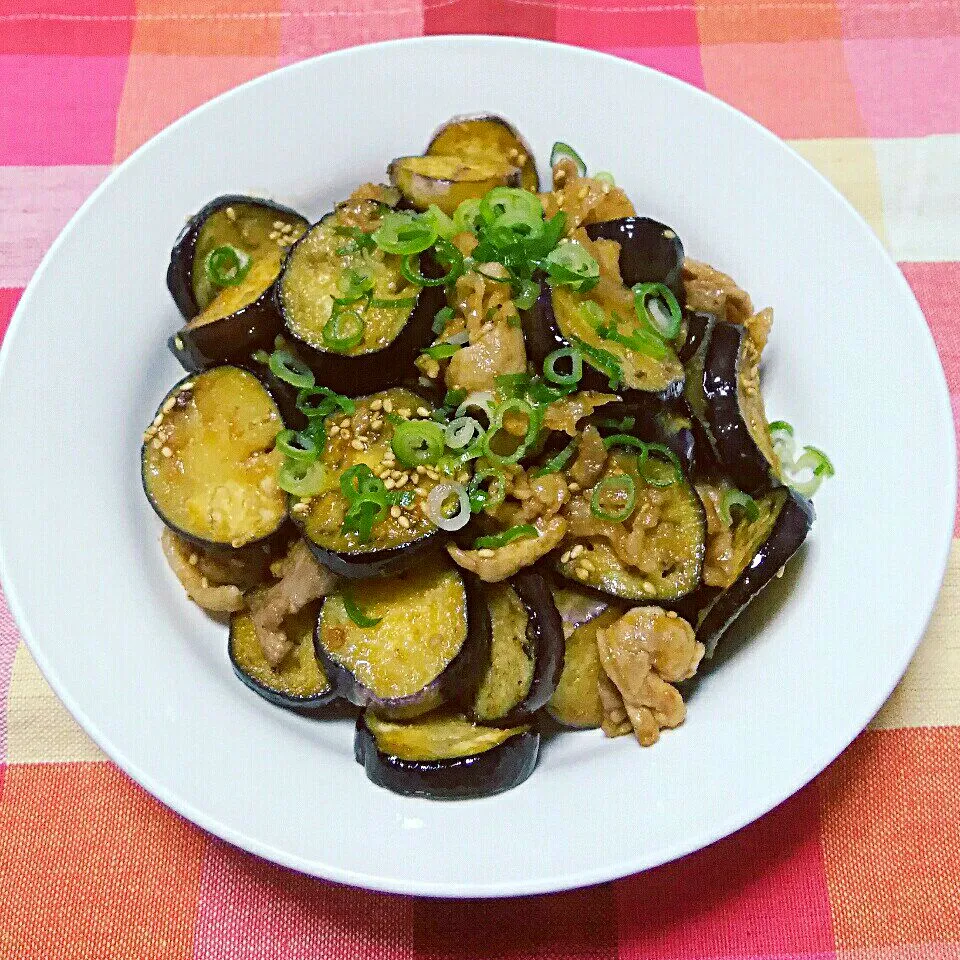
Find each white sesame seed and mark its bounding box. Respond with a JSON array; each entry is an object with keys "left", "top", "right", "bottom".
[
  {"left": 666, "top": 610, "right": 678, "bottom": 619},
  {"left": 272, "top": 220, "right": 285, "bottom": 229},
  {"left": 570, "top": 543, "right": 585, "bottom": 558},
  {"left": 478, "top": 548, "right": 495, "bottom": 558},
  {"left": 560, "top": 551, "right": 571, "bottom": 563},
  {"left": 384, "top": 478, "right": 395, "bottom": 490},
  {"left": 152, "top": 414, "right": 163, "bottom": 427},
  {"left": 390, "top": 505, "right": 401, "bottom": 519},
  {"left": 268, "top": 231, "right": 280, "bottom": 240},
  {"left": 382, "top": 399, "right": 393, "bottom": 413},
  {"left": 568, "top": 482, "right": 581, "bottom": 492},
  {"left": 416, "top": 406, "right": 430, "bottom": 418},
  {"left": 576, "top": 568, "right": 589, "bottom": 580},
  {"left": 339, "top": 418, "right": 351, "bottom": 429},
  {"left": 225, "top": 207, "right": 236, "bottom": 221},
  {"left": 330, "top": 425, "right": 340, "bottom": 436},
  {"left": 162, "top": 397, "right": 176, "bottom": 414},
  {"left": 151, "top": 438, "right": 162, "bottom": 450},
  {"left": 161, "top": 446, "right": 173, "bottom": 458},
  {"left": 398, "top": 516, "right": 411, "bottom": 529},
  {"left": 174, "top": 336, "right": 184, "bottom": 351},
  {"left": 350, "top": 439, "right": 364, "bottom": 451},
  {"left": 398, "top": 408, "right": 411, "bottom": 419},
  {"left": 188, "top": 553, "right": 198, "bottom": 566},
  {"left": 395, "top": 474, "right": 408, "bottom": 488},
  {"left": 371, "top": 399, "right": 383, "bottom": 411},
  {"left": 415, "top": 486, "right": 427, "bottom": 496}
]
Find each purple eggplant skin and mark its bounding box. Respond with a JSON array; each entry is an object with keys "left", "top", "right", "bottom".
[
  {"left": 585, "top": 217, "right": 684, "bottom": 298},
  {"left": 169, "top": 290, "right": 284, "bottom": 374},
  {"left": 166, "top": 195, "right": 308, "bottom": 320},
  {"left": 302, "top": 533, "right": 444, "bottom": 580},
  {"left": 277, "top": 235, "right": 448, "bottom": 398},
  {"left": 354, "top": 714, "right": 540, "bottom": 800},
  {"left": 314, "top": 571, "right": 492, "bottom": 718},
  {"left": 468, "top": 571, "right": 565, "bottom": 726},
  {"left": 678, "top": 311, "right": 717, "bottom": 364},
  {"left": 586, "top": 397, "right": 696, "bottom": 473},
  {"left": 702, "top": 320, "right": 775, "bottom": 493},
  {"left": 698, "top": 488, "right": 814, "bottom": 657},
  {"left": 523, "top": 284, "right": 684, "bottom": 401}
]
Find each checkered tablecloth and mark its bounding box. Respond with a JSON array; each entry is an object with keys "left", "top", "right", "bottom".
[{"left": 1, "top": 1, "right": 959, "bottom": 954}]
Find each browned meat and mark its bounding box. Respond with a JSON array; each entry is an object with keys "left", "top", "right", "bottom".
[
  {"left": 542, "top": 391, "right": 617, "bottom": 436},
  {"left": 683, "top": 258, "right": 753, "bottom": 325},
  {"left": 596, "top": 606, "right": 704, "bottom": 747},
  {"left": 445, "top": 321, "right": 526, "bottom": 393},
  {"left": 447, "top": 515, "right": 567, "bottom": 582},
  {"left": 568, "top": 426, "right": 608, "bottom": 488},
  {"left": 161, "top": 529, "right": 245, "bottom": 613},
  {"left": 540, "top": 172, "right": 636, "bottom": 231},
  {"left": 249, "top": 540, "right": 338, "bottom": 667}
]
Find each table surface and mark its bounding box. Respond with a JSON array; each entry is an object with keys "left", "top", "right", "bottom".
[{"left": 1, "top": 1, "right": 959, "bottom": 955}]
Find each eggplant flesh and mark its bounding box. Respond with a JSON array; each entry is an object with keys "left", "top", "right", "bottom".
[
  {"left": 697, "top": 487, "right": 814, "bottom": 656},
  {"left": 555, "top": 452, "right": 705, "bottom": 602},
  {"left": 141, "top": 367, "right": 287, "bottom": 549},
  {"left": 426, "top": 114, "right": 539, "bottom": 192},
  {"left": 702, "top": 320, "right": 778, "bottom": 493},
  {"left": 584, "top": 217, "right": 684, "bottom": 298},
  {"left": 315, "top": 559, "right": 491, "bottom": 717},
  {"left": 229, "top": 600, "right": 335, "bottom": 710},
  {"left": 277, "top": 213, "right": 445, "bottom": 396},
  {"left": 525, "top": 284, "right": 685, "bottom": 400},
  {"left": 469, "top": 571, "right": 564, "bottom": 726},
  {"left": 586, "top": 398, "right": 695, "bottom": 473},
  {"left": 355, "top": 710, "right": 538, "bottom": 800},
  {"left": 167, "top": 195, "right": 308, "bottom": 320},
  {"left": 388, "top": 154, "right": 520, "bottom": 215},
  {"left": 295, "top": 389, "right": 445, "bottom": 577}
]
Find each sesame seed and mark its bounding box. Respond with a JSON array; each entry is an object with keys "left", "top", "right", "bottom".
[
  {"left": 181, "top": 381, "right": 194, "bottom": 392},
  {"left": 382, "top": 399, "right": 393, "bottom": 413},
  {"left": 330, "top": 425, "right": 340, "bottom": 436},
  {"left": 371, "top": 418, "right": 384, "bottom": 430},
  {"left": 570, "top": 543, "right": 585, "bottom": 559},
  {"left": 350, "top": 439, "right": 364, "bottom": 451},
  {"left": 225, "top": 207, "right": 236, "bottom": 221},
  {"left": 188, "top": 553, "right": 198, "bottom": 565},
  {"left": 161, "top": 446, "right": 173, "bottom": 458},
  {"left": 396, "top": 474, "right": 409, "bottom": 488},
  {"left": 425, "top": 469, "right": 439, "bottom": 481},
  {"left": 560, "top": 551, "right": 571, "bottom": 564},
  {"left": 174, "top": 336, "right": 184, "bottom": 351},
  {"left": 776, "top": 565, "right": 786, "bottom": 579},
  {"left": 601, "top": 183, "right": 611, "bottom": 195},
  {"left": 162, "top": 396, "right": 177, "bottom": 414},
  {"left": 339, "top": 418, "right": 351, "bottom": 429},
  {"left": 576, "top": 567, "right": 589, "bottom": 580},
  {"left": 292, "top": 501, "right": 309, "bottom": 515},
  {"left": 478, "top": 548, "right": 496, "bottom": 558},
  {"left": 384, "top": 478, "right": 395, "bottom": 490},
  {"left": 416, "top": 406, "right": 430, "bottom": 418},
  {"left": 581, "top": 559, "right": 595, "bottom": 572},
  {"left": 398, "top": 516, "right": 411, "bottom": 529},
  {"left": 577, "top": 186, "right": 589, "bottom": 200},
  {"left": 666, "top": 610, "right": 678, "bottom": 619},
  {"left": 340, "top": 430, "right": 350, "bottom": 440},
  {"left": 415, "top": 465, "right": 426, "bottom": 475},
  {"left": 151, "top": 438, "right": 162, "bottom": 450},
  {"left": 398, "top": 408, "right": 411, "bottom": 419},
  {"left": 200, "top": 576, "right": 210, "bottom": 589},
  {"left": 568, "top": 482, "right": 580, "bottom": 492},
  {"left": 371, "top": 399, "right": 383, "bottom": 411},
  {"left": 415, "top": 486, "right": 427, "bottom": 496},
  {"left": 642, "top": 581, "right": 655, "bottom": 594},
  {"left": 281, "top": 223, "right": 293, "bottom": 233},
  {"left": 268, "top": 231, "right": 280, "bottom": 240},
  {"left": 152, "top": 414, "right": 163, "bottom": 427},
  {"left": 390, "top": 505, "right": 401, "bottom": 519},
  {"left": 142, "top": 431, "right": 153, "bottom": 443}
]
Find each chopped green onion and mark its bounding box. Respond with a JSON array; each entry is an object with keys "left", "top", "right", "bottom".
[
  {"left": 422, "top": 204, "right": 457, "bottom": 239},
  {"left": 467, "top": 467, "right": 507, "bottom": 513},
  {"left": 296, "top": 386, "right": 354, "bottom": 419},
  {"left": 579, "top": 301, "right": 607, "bottom": 328},
  {"left": 372, "top": 212, "right": 438, "bottom": 255},
  {"left": 599, "top": 322, "right": 671, "bottom": 360},
  {"left": 473, "top": 524, "right": 538, "bottom": 550},
  {"left": 278, "top": 459, "right": 326, "bottom": 497},
  {"left": 268, "top": 349, "right": 315, "bottom": 389},
  {"left": 594, "top": 171, "right": 616, "bottom": 185},
  {"left": 569, "top": 336, "right": 623, "bottom": 390},
  {"left": 534, "top": 439, "right": 576, "bottom": 477},
  {"left": 603, "top": 434, "right": 646, "bottom": 452},
  {"left": 453, "top": 198, "right": 483, "bottom": 235},
  {"left": 544, "top": 240, "right": 600, "bottom": 291},
  {"left": 493, "top": 373, "right": 531, "bottom": 399},
  {"left": 634, "top": 282, "right": 682, "bottom": 340},
  {"left": 639, "top": 443, "right": 683, "bottom": 487},
  {"left": 422, "top": 342, "right": 460, "bottom": 361},
  {"left": 400, "top": 239, "right": 464, "bottom": 288},
  {"left": 483, "top": 398, "right": 540, "bottom": 465},
  {"left": 342, "top": 591, "right": 381, "bottom": 628},
  {"left": 252, "top": 349, "right": 270, "bottom": 365},
  {"left": 369, "top": 296, "right": 418, "bottom": 310},
  {"left": 392, "top": 418, "right": 446, "bottom": 468},
  {"left": 543, "top": 346, "right": 583, "bottom": 386},
  {"left": 341, "top": 497, "right": 387, "bottom": 542},
  {"left": 333, "top": 225, "right": 375, "bottom": 253},
  {"left": 802, "top": 445, "right": 835, "bottom": 477},
  {"left": 340, "top": 463, "right": 383, "bottom": 502},
  {"left": 769, "top": 420, "right": 794, "bottom": 436},
  {"left": 205, "top": 245, "right": 251, "bottom": 287},
  {"left": 550, "top": 141, "right": 587, "bottom": 177},
  {"left": 322, "top": 310, "right": 365, "bottom": 352},
  {"left": 513, "top": 278, "right": 541, "bottom": 311},
  {"left": 444, "top": 416, "right": 483, "bottom": 451},
  {"left": 334, "top": 268, "right": 374, "bottom": 304},
  {"left": 719, "top": 488, "right": 760, "bottom": 526},
  {"left": 599, "top": 415, "right": 636, "bottom": 432},
  {"left": 479, "top": 188, "right": 544, "bottom": 235},
  {"left": 275, "top": 428, "right": 319, "bottom": 464},
  {"left": 432, "top": 307, "right": 456, "bottom": 334},
  {"left": 591, "top": 473, "right": 637, "bottom": 523}
]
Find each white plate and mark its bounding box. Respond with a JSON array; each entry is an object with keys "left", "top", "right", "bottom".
[{"left": 0, "top": 37, "right": 954, "bottom": 898}]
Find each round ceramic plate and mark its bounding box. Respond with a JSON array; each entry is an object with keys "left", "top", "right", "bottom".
[{"left": 0, "top": 37, "right": 953, "bottom": 898}]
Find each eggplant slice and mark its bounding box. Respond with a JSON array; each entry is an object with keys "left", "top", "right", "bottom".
[
  {"left": 556, "top": 451, "right": 705, "bottom": 603},
  {"left": 468, "top": 572, "right": 564, "bottom": 726},
  {"left": 696, "top": 487, "right": 814, "bottom": 656},
  {"left": 548, "top": 602, "right": 623, "bottom": 729},
  {"left": 277, "top": 212, "right": 445, "bottom": 395},
  {"left": 525, "top": 283, "right": 685, "bottom": 400},
  {"left": 168, "top": 196, "right": 309, "bottom": 371},
  {"left": 316, "top": 559, "right": 491, "bottom": 717},
  {"left": 702, "top": 320, "right": 779, "bottom": 493},
  {"left": 142, "top": 366, "right": 286, "bottom": 549},
  {"left": 586, "top": 397, "right": 695, "bottom": 473},
  {"left": 585, "top": 217, "right": 684, "bottom": 298},
  {"left": 229, "top": 600, "right": 335, "bottom": 711},
  {"left": 388, "top": 154, "right": 520, "bottom": 215},
  {"left": 295, "top": 388, "right": 447, "bottom": 578},
  {"left": 426, "top": 114, "right": 539, "bottom": 192},
  {"left": 355, "top": 709, "right": 539, "bottom": 800}
]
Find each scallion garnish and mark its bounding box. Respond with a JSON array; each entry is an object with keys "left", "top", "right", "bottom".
[
  {"left": 296, "top": 385, "right": 354, "bottom": 419},
  {"left": 544, "top": 240, "right": 600, "bottom": 291},
  {"left": 275, "top": 428, "right": 319, "bottom": 464},
  {"left": 205, "top": 245, "right": 251, "bottom": 287},
  {"left": 268, "top": 349, "right": 315, "bottom": 390},
  {"left": 483, "top": 398, "right": 540, "bottom": 465},
  {"left": 634, "top": 282, "right": 682, "bottom": 340},
  {"left": 422, "top": 204, "right": 457, "bottom": 239},
  {"left": 479, "top": 187, "right": 544, "bottom": 235},
  {"left": 719, "top": 488, "right": 760, "bottom": 526},
  {"left": 534, "top": 439, "right": 577, "bottom": 477},
  {"left": 433, "top": 307, "right": 455, "bottom": 334},
  {"left": 368, "top": 296, "right": 418, "bottom": 310},
  {"left": 444, "top": 416, "right": 484, "bottom": 451},
  {"left": 603, "top": 433, "right": 647, "bottom": 452},
  {"left": 638, "top": 443, "right": 683, "bottom": 488},
  {"left": 467, "top": 467, "right": 507, "bottom": 513},
  {"left": 278, "top": 458, "right": 326, "bottom": 497},
  {"left": 334, "top": 268, "right": 374, "bottom": 304},
  {"left": 342, "top": 591, "right": 382, "bottom": 628},
  {"left": 543, "top": 346, "right": 583, "bottom": 387},
  {"left": 513, "top": 278, "right": 541, "bottom": 311},
  {"left": 400, "top": 239, "right": 464, "bottom": 288},
  {"left": 550, "top": 141, "right": 587, "bottom": 177},
  {"left": 569, "top": 336, "right": 623, "bottom": 390},
  {"left": 422, "top": 342, "right": 461, "bottom": 361},
  {"left": 594, "top": 171, "right": 616, "bottom": 185},
  {"left": 333, "top": 225, "right": 375, "bottom": 254},
  {"left": 453, "top": 198, "right": 484, "bottom": 235},
  {"left": 372, "top": 212, "right": 438, "bottom": 256},
  {"left": 322, "top": 310, "right": 365, "bottom": 352},
  {"left": 591, "top": 473, "right": 637, "bottom": 523},
  {"left": 473, "top": 524, "right": 538, "bottom": 550},
  {"left": 391, "top": 419, "right": 446, "bottom": 468}
]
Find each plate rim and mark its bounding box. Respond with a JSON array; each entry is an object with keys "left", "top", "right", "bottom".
[{"left": 0, "top": 34, "right": 955, "bottom": 898}]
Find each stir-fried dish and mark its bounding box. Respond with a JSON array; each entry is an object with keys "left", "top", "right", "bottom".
[{"left": 143, "top": 116, "right": 833, "bottom": 800}]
